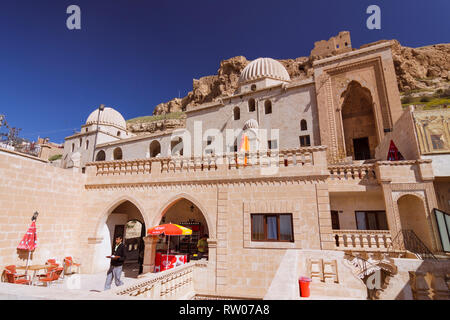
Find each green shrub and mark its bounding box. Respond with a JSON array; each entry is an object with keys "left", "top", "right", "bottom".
[
  {"left": 420, "top": 96, "right": 431, "bottom": 103},
  {"left": 48, "top": 154, "right": 62, "bottom": 161},
  {"left": 401, "top": 95, "right": 413, "bottom": 104}
]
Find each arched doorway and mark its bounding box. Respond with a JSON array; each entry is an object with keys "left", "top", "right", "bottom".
[
  {"left": 95, "top": 200, "right": 146, "bottom": 277},
  {"left": 340, "top": 81, "right": 378, "bottom": 160},
  {"left": 150, "top": 140, "right": 161, "bottom": 157},
  {"left": 397, "top": 194, "right": 434, "bottom": 250},
  {"left": 152, "top": 198, "right": 210, "bottom": 272}
]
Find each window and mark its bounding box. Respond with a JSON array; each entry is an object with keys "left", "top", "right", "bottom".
[
  {"left": 355, "top": 211, "right": 388, "bottom": 230},
  {"left": 71, "top": 143, "right": 75, "bottom": 152},
  {"left": 300, "top": 119, "right": 307, "bottom": 131},
  {"left": 431, "top": 134, "right": 444, "bottom": 150},
  {"left": 251, "top": 84, "right": 257, "bottom": 92},
  {"left": 117, "top": 131, "right": 121, "bottom": 137},
  {"left": 113, "top": 147, "right": 123, "bottom": 160},
  {"left": 299, "top": 135, "right": 311, "bottom": 147},
  {"left": 251, "top": 214, "right": 294, "bottom": 242},
  {"left": 79, "top": 138, "right": 82, "bottom": 147},
  {"left": 85, "top": 128, "right": 88, "bottom": 132},
  {"left": 150, "top": 140, "right": 161, "bottom": 157},
  {"left": 268, "top": 140, "right": 278, "bottom": 150},
  {"left": 206, "top": 136, "right": 213, "bottom": 146},
  {"left": 331, "top": 210, "right": 340, "bottom": 230},
  {"left": 86, "top": 139, "right": 89, "bottom": 150},
  {"left": 95, "top": 150, "right": 106, "bottom": 161},
  {"left": 248, "top": 99, "right": 256, "bottom": 112},
  {"left": 264, "top": 100, "right": 272, "bottom": 114},
  {"left": 233, "top": 107, "right": 240, "bottom": 120}
]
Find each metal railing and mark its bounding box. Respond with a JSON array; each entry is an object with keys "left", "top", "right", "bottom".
[{"left": 388, "top": 229, "right": 437, "bottom": 260}]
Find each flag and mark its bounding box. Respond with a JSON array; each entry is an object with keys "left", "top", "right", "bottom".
[
  {"left": 239, "top": 134, "right": 249, "bottom": 165},
  {"left": 387, "top": 140, "right": 404, "bottom": 161}
]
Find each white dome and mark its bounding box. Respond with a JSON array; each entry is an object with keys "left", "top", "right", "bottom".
[
  {"left": 86, "top": 107, "right": 126, "bottom": 129},
  {"left": 243, "top": 119, "right": 259, "bottom": 130},
  {"left": 239, "top": 58, "right": 290, "bottom": 84}
]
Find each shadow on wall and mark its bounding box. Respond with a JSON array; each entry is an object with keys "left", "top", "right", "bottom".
[{"left": 393, "top": 259, "right": 450, "bottom": 300}]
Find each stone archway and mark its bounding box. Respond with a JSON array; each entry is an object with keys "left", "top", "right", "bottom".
[
  {"left": 142, "top": 194, "right": 214, "bottom": 274},
  {"left": 397, "top": 194, "right": 434, "bottom": 250},
  {"left": 92, "top": 198, "right": 147, "bottom": 276},
  {"left": 339, "top": 81, "right": 378, "bottom": 160}
]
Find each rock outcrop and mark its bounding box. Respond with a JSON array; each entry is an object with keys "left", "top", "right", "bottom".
[{"left": 362, "top": 40, "right": 450, "bottom": 93}]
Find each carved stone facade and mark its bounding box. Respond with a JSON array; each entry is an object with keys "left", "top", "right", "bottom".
[{"left": 413, "top": 109, "right": 450, "bottom": 155}]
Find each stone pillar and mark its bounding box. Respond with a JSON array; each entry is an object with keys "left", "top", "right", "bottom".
[
  {"left": 142, "top": 235, "right": 159, "bottom": 274},
  {"left": 380, "top": 182, "right": 403, "bottom": 250},
  {"left": 315, "top": 183, "right": 334, "bottom": 250}
]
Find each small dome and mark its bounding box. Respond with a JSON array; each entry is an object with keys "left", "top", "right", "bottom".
[
  {"left": 239, "top": 58, "right": 290, "bottom": 84},
  {"left": 86, "top": 107, "right": 126, "bottom": 129},
  {"left": 243, "top": 119, "right": 259, "bottom": 130}
]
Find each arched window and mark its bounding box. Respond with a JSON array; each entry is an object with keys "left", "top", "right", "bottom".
[
  {"left": 300, "top": 119, "right": 307, "bottom": 131},
  {"left": 248, "top": 99, "right": 256, "bottom": 112},
  {"left": 86, "top": 139, "right": 89, "bottom": 150},
  {"left": 251, "top": 84, "right": 257, "bottom": 91},
  {"left": 264, "top": 100, "right": 272, "bottom": 114},
  {"left": 79, "top": 138, "right": 82, "bottom": 147},
  {"left": 113, "top": 147, "right": 123, "bottom": 160},
  {"left": 150, "top": 140, "right": 161, "bottom": 157},
  {"left": 233, "top": 107, "right": 240, "bottom": 120},
  {"left": 117, "top": 131, "right": 121, "bottom": 137},
  {"left": 95, "top": 150, "right": 106, "bottom": 161}
]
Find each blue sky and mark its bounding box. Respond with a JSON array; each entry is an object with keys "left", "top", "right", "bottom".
[{"left": 0, "top": 0, "right": 449, "bottom": 143}]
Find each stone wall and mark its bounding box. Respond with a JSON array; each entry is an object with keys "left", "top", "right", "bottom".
[{"left": 0, "top": 149, "right": 86, "bottom": 268}]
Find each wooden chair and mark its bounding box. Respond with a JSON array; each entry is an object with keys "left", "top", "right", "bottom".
[{"left": 4, "top": 265, "right": 31, "bottom": 285}]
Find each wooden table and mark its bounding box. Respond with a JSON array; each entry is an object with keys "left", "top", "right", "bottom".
[{"left": 16, "top": 265, "right": 48, "bottom": 285}]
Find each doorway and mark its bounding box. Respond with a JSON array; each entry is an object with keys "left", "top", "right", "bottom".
[{"left": 353, "top": 137, "right": 371, "bottom": 160}]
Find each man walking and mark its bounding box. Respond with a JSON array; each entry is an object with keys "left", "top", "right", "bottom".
[{"left": 104, "top": 235, "right": 126, "bottom": 290}]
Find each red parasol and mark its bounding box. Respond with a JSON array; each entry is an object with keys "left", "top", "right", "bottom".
[
  {"left": 147, "top": 223, "right": 192, "bottom": 270},
  {"left": 387, "top": 140, "right": 404, "bottom": 161},
  {"left": 17, "top": 220, "right": 38, "bottom": 274}
]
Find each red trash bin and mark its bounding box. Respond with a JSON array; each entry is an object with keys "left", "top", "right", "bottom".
[{"left": 299, "top": 276, "right": 312, "bottom": 297}]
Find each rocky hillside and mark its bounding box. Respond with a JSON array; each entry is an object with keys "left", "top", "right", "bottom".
[{"left": 127, "top": 40, "right": 449, "bottom": 133}]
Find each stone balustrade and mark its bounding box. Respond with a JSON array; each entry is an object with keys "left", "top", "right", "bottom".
[
  {"left": 85, "top": 146, "right": 328, "bottom": 181},
  {"left": 328, "top": 164, "right": 377, "bottom": 182},
  {"left": 333, "top": 230, "right": 393, "bottom": 251},
  {"left": 112, "top": 263, "right": 194, "bottom": 299}
]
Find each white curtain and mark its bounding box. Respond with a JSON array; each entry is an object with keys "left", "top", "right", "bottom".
[{"left": 267, "top": 216, "right": 277, "bottom": 240}]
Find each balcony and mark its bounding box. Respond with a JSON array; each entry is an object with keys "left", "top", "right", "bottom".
[
  {"left": 333, "top": 230, "right": 393, "bottom": 252},
  {"left": 84, "top": 147, "right": 329, "bottom": 187}
]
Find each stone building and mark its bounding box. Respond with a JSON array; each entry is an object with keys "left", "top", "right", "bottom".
[{"left": 1, "top": 37, "right": 449, "bottom": 300}]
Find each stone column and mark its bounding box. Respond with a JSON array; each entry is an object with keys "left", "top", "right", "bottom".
[
  {"left": 315, "top": 183, "right": 334, "bottom": 250},
  {"left": 380, "top": 182, "right": 403, "bottom": 250},
  {"left": 142, "top": 235, "right": 159, "bottom": 274}
]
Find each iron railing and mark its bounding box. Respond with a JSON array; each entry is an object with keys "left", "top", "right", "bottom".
[{"left": 388, "top": 229, "right": 437, "bottom": 260}]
